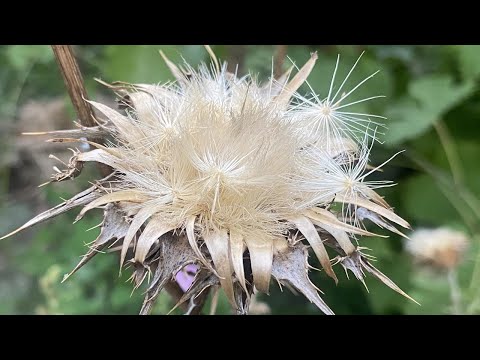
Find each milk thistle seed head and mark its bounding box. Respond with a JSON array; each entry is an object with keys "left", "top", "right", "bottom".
[
  {"left": 406, "top": 228, "right": 469, "bottom": 271},
  {"left": 2, "top": 47, "right": 417, "bottom": 314}
]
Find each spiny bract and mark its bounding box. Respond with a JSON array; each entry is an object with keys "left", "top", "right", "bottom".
[{"left": 2, "top": 48, "right": 417, "bottom": 314}]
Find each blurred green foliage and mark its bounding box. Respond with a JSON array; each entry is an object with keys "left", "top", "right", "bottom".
[{"left": 1, "top": 45, "right": 480, "bottom": 314}]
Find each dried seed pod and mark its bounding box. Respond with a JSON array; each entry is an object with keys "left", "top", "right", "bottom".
[{"left": 2, "top": 48, "right": 415, "bottom": 314}]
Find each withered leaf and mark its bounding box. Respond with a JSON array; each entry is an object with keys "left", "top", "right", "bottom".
[
  {"left": 1, "top": 183, "right": 102, "bottom": 240},
  {"left": 63, "top": 203, "right": 130, "bottom": 282},
  {"left": 272, "top": 238, "right": 334, "bottom": 315},
  {"left": 244, "top": 236, "right": 273, "bottom": 294},
  {"left": 140, "top": 234, "right": 197, "bottom": 315},
  {"left": 335, "top": 194, "right": 411, "bottom": 229},
  {"left": 203, "top": 230, "right": 235, "bottom": 307}
]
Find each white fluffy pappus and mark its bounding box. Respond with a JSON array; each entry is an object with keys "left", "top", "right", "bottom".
[{"left": 2, "top": 48, "right": 415, "bottom": 314}]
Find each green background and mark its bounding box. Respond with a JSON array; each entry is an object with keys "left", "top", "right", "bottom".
[{"left": 1, "top": 45, "right": 479, "bottom": 314}]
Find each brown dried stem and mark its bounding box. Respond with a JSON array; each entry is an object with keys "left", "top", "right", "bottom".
[
  {"left": 274, "top": 45, "right": 288, "bottom": 79},
  {"left": 51, "top": 45, "right": 112, "bottom": 178},
  {"left": 226, "top": 45, "right": 247, "bottom": 75},
  {"left": 51, "top": 46, "right": 96, "bottom": 128}
]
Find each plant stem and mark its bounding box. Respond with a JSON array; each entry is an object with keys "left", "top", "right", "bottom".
[
  {"left": 468, "top": 233, "right": 480, "bottom": 294},
  {"left": 51, "top": 45, "right": 112, "bottom": 178},
  {"left": 274, "top": 45, "right": 288, "bottom": 79},
  {"left": 433, "top": 120, "right": 464, "bottom": 187},
  {"left": 209, "top": 286, "right": 220, "bottom": 315},
  {"left": 448, "top": 268, "right": 462, "bottom": 314},
  {"left": 226, "top": 45, "right": 247, "bottom": 75},
  {"left": 51, "top": 46, "right": 96, "bottom": 128}
]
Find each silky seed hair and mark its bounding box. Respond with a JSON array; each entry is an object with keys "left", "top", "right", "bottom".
[{"left": 2, "top": 47, "right": 417, "bottom": 314}]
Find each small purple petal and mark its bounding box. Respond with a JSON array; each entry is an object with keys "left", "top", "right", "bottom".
[{"left": 175, "top": 264, "right": 198, "bottom": 292}]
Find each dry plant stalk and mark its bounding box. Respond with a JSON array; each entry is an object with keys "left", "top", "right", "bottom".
[
  {"left": 51, "top": 46, "right": 96, "bottom": 128},
  {"left": 274, "top": 45, "right": 288, "bottom": 79},
  {"left": 2, "top": 46, "right": 418, "bottom": 315}
]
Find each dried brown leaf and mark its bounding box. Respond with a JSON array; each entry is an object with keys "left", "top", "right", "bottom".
[
  {"left": 87, "top": 100, "right": 143, "bottom": 139},
  {"left": 140, "top": 234, "right": 197, "bottom": 315},
  {"left": 338, "top": 251, "right": 368, "bottom": 290},
  {"left": 62, "top": 203, "right": 130, "bottom": 282},
  {"left": 1, "top": 184, "right": 101, "bottom": 240},
  {"left": 261, "top": 65, "right": 293, "bottom": 97},
  {"left": 362, "top": 187, "right": 391, "bottom": 209}
]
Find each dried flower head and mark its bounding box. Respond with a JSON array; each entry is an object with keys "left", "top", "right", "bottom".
[
  {"left": 2, "top": 47, "right": 417, "bottom": 314},
  {"left": 406, "top": 228, "right": 469, "bottom": 270}
]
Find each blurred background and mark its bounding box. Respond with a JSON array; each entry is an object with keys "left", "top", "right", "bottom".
[{"left": 1, "top": 45, "right": 479, "bottom": 315}]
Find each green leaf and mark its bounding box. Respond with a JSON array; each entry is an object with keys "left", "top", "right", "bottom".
[
  {"left": 384, "top": 75, "right": 475, "bottom": 145},
  {"left": 400, "top": 174, "right": 459, "bottom": 224},
  {"left": 452, "top": 45, "right": 480, "bottom": 80}
]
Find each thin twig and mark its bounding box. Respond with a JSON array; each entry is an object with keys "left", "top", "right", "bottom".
[
  {"left": 468, "top": 233, "right": 480, "bottom": 295},
  {"left": 164, "top": 281, "right": 190, "bottom": 312},
  {"left": 189, "top": 287, "right": 211, "bottom": 315},
  {"left": 433, "top": 120, "right": 464, "bottom": 187},
  {"left": 51, "top": 46, "right": 96, "bottom": 127},
  {"left": 439, "top": 186, "right": 477, "bottom": 233},
  {"left": 274, "top": 45, "right": 288, "bottom": 79},
  {"left": 448, "top": 268, "right": 462, "bottom": 314},
  {"left": 226, "top": 45, "right": 247, "bottom": 75},
  {"left": 209, "top": 286, "right": 220, "bottom": 315},
  {"left": 51, "top": 45, "right": 111, "bottom": 178},
  {"left": 407, "top": 151, "right": 480, "bottom": 223}
]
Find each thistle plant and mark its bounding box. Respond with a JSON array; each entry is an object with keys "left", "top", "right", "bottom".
[
  {"left": 406, "top": 228, "right": 469, "bottom": 271},
  {"left": 406, "top": 227, "right": 469, "bottom": 314},
  {"left": 2, "top": 47, "right": 417, "bottom": 315}
]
